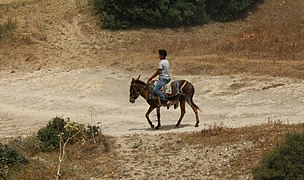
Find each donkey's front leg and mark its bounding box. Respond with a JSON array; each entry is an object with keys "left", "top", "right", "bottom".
[
  {"left": 146, "top": 106, "right": 155, "bottom": 129},
  {"left": 155, "top": 107, "right": 161, "bottom": 129}
]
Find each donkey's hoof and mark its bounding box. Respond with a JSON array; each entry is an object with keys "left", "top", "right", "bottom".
[
  {"left": 175, "top": 123, "right": 180, "bottom": 127},
  {"left": 155, "top": 125, "right": 160, "bottom": 130},
  {"left": 195, "top": 124, "right": 199, "bottom": 127},
  {"left": 174, "top": 103, "right": 179, "bottom": 109},
  {"left": 151, "top": 125, "right": 155, "bottom": 129}
]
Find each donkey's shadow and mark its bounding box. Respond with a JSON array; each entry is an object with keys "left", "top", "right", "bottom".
[{"left": 129, "top": 124, "right": 192, "bottom": 132}]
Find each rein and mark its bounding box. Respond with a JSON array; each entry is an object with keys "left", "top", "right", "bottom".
[
  {"left": 131, "top": 83, "right": 147, "bottom": 98},
  {"left": 138, "top": 85, "right": 146, "bottom": 95}
]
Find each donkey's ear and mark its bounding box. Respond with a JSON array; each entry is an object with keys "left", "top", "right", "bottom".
[
  {"left": 132, "top": 78, "right": 135, "bottom": 82},
  {"left": 137, "top": 75, "right": 141, "bottom": 80}
]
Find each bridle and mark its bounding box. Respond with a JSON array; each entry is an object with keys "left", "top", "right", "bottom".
[{"left": 130, "top": 83, "right": 147, "bottom": 99}]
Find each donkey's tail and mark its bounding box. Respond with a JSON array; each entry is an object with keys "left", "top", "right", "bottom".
[
  {"left": 183, "top": 81, "right": 200, "bottom": 111},
  {"left": 189, "top": 88, "right": 200, "bottom": 111}
]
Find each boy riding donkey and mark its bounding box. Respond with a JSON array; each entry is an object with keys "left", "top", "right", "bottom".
[{"left": 146, "top": 49, "right": 174, "bottom": 109}]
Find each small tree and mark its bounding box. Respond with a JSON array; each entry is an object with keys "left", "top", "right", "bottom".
[{"left": 56, "top": 121, "right": 83, "bottom": 179}]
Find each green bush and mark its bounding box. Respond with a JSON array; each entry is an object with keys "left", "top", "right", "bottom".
[
  {"left": 37, "top": 117, "right": 68, "bottom": 151},
  {"left": 37, "top": 117, "right": 102, "bottom": 152},
  {"left": 253, "top": 131, "right": 304, "bottom": 179},
  {"left": 94, "top": 0, "right": 209, "bottom": 29},
  {"left": 206, "top": 0, "right": 257, "bottom": 22},
  {"left": 93, "top": 0, "right": 259, "bottom": 29},
  {"left": 0, "top": 142, "right": 28, "bottom": 178}
]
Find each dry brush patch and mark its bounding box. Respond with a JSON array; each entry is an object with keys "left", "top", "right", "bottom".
[
  {"left": 2, "top": 122, "right": 304, "bottom": 179},
  {"left": 178, "top": 122, "right": 304, "bottom": 178},
  {"left": 96, "top": 122, "right": 304, "bottom": 179},
  {"left": 5, "top": 134, "right": 118, "bottom": 179}
]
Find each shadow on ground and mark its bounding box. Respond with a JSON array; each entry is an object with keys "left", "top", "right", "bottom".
[{"left": 129, "top": 124, "right": 193, "bottom": 132}]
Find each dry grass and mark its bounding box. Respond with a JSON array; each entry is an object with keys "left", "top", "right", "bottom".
[
  {"left": 2, "top": 122, "right": 304, "bottom": 179},
  {"left": 0, "top": 0, "right": 303, "bottom": 78},
  {"left": 6, "top": 134, "right": 118, "bottom": 179},
  {"left": 177, "top": 122, "right": 304, "bottom": 178}
]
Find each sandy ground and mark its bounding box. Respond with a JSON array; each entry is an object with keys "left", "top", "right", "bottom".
[
  {"left": 0, "top": 67, "right": 303, "bottom": 138},
  {"left": 1, "top": 67, "right": 303, "bottom": 179}
]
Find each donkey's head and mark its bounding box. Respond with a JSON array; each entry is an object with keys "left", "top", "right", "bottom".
[{"left": 129, "top": 75, "right": 142, "bottom": 103}]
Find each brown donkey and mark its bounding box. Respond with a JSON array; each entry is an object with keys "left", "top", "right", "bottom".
[{"left": 129, "top": 76, "right": 200, "bottom": 129}]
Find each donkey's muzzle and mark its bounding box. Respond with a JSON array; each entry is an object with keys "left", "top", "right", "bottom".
[{"left": 129, "top": 98, "right": 135, "bottom": 103}]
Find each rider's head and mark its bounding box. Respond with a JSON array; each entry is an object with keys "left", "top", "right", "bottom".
[{"left": 158, "top": 49, "right": 167, "bottom": 59}]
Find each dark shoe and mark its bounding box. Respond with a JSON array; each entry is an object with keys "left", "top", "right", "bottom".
[
  {"left": 174, "top": 103, "right": 179, "bottom": 109},
  {"left": 166, "top": 101, "right": 172, "bottom": 110}
]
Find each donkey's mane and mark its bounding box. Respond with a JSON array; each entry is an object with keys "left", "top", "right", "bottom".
[{"left": 134, "top": 79, "right": 146, "bottom": 86}]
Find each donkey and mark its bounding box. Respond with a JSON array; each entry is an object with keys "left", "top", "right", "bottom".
[{"left": 129, "top": 76, "right": 200, "bottom": 129}]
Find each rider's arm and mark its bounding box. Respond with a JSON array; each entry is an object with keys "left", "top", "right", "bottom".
[{"left": 147, "top": 69, "right": 161, "bottom": 84}]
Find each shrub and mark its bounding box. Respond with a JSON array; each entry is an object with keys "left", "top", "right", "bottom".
[
  {"left": 85, "top": 124, "right": 100, "bottom": 137},
  {"left": 22, "top": 135, "right": 44, "bottom": 156},
  {"left": 37, "top": 117, "right": 102, "bottom": 152},
  {"left": 94, "top": 0, "right": 209, "bottom": 29},
  {"left": 93, "top": 0, "right": 259, "bottom": 29},
  {"left": 0, "top": 142, "right": 28, "bottom": 178},
  {"left": 206, "top": 0, "right": 257, "bottom": 22},
  {"left": 37, "top": 117, "right": 68, "bottom": 151},
  {"left": 253, "top": 131, "right": 304, "bottom": 179},
  {"left": 0, "top": 18, "right": 17, "bottom": 39}
]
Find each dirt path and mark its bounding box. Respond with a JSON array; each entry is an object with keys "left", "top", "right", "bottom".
[
  {"left": 0, "top": 68, "right": 303, "bottom": 137},
  {"left": 1, "top": 67, "right": 303, "bottom": 179}
]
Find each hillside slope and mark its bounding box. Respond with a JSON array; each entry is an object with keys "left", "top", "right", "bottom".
[{"left": 0, "top": 0, "right": 303, "bottom": 78}]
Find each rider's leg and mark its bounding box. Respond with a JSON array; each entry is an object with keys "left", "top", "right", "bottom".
[{"left": 154, "top": 79, "right": 166, "bottom": 102}]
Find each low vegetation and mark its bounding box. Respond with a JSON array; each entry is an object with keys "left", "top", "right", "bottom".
[
  {"left": 0, "top": 18, "right": 16, "bottom": 39},
  {"left": 1, "top": 117, "right": 115, "bottom": 179},
  {"left": 0, "top": 142, "right": 28, "bottom": 178},
  {"left": 253, "top": 131, "right": 304, "bottom": 179},
  {"left": 177, "top": 122, "right": 304, "bottom": 179},
  {"left": 1, "top": 119, "right": 304, "bottom": 179}
]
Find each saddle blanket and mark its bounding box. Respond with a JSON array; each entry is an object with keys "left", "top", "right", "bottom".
[{"left": 149, "top": 80, "right": 180, "bottom": 100}]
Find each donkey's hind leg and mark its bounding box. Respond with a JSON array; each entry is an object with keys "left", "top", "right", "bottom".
[
  {"left": 186, "top": 96, "right": 200, "bottom": 127},
  {"left": 176, "top": 97, "right": 186, "bottom": 127}
]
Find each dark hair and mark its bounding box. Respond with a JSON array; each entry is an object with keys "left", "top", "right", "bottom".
[{"left": 158, "top": 49, "right": 167, "bottom": 58}]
